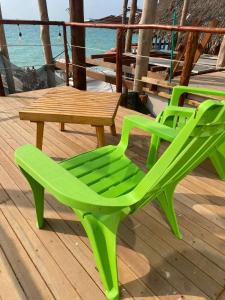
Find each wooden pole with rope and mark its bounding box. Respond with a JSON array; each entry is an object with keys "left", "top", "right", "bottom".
[
  {"left": 0, "top": 3, "right": 15, "bottom": 94},
  {"left": 133, "top": 0, "right": 158, "bottom": 92},
  {"left": 69, "top": 0, "right": 86, "bottom": 90},
  {"left": 38, "top": 0, "right": 56, "bottom": 87}
]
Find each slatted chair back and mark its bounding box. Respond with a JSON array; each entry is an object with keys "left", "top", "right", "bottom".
[{"left": 133, "top": 100, "right": 225, "bottom": 209}]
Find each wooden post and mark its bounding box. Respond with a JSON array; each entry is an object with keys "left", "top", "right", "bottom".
[
  {"left": 180, "top": 0, "right": 191, "bottom": 26},
  {"left": 116, "top": 29, "right": 124, "bottom": 93},
  {"left": 122, "top": 0, "right": 129, "bottom": 24},
  {"left": 217, "top": 35, "right": 225, "bottom": 68},
  {"left": 133, "top": 0, "right": 158, "bottom": 92},
  {"left": 70, "top": 0, "right": 86, "bottom": 90},
  {"left": 38, "top": 0, "right": 56, "bottom": 87},
  {"left": 0, "top": 71, "right": 5, "bottom": 96},
  {"left": 0, "top": 4, "right": 15, "bottom": 94},
  {"left": 179, "top": 31, "right": 199, "bottom": 105},
  {"left": 125, "top": 0, "right": 137, "bottom": 53},
  {"left": 177, "top": 0, "right": 191, "bottom": 42},
  {"left": 63, "top": 25, "right": 70, "bottom": 86}
]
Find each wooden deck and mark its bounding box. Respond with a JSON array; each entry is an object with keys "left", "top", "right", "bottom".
[{"left": 1, "top": 88, "right": 225, "bottom": 300}]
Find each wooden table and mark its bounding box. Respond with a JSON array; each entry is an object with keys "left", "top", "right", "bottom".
[{"left": 19, "top": 86, "right": 121, "bottom": 149}]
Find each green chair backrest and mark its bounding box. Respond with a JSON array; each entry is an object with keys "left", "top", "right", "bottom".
[{"left": 132, "top": 100, "right": 225, "bottom": 208}]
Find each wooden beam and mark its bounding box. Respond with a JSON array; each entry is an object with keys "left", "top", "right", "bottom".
[
  {"left": 194, "top": 19, "right": 218, "bottom": 64},
  {"left": 70, "top": 0, "right": 86, "bottom": 90},
  {"left": 142, "top": 76, "right": 175, "bottom": 88},
  {"left": 63, "top": 25, "right": 70, "bottom": 86},
  {"left": 116, "top": 29, "right": 124, "bottom": 93},
  {"left": 1, "top": 19, "right": 225, "bottom": 35},
  {"left": 180, "top": 31, "right": 199, "bottom": 87},
  {"left": 86, "top": 57, "right": 134, "bottom": 74},
  {"left": 179, "top": 31, "right": 199, "bottom": 105},
  {"left": 91, "top": 53, "right": 116, "bottom": 59},
  {"left": 54, "top": 61, "right": 134, "bottom": 90}
]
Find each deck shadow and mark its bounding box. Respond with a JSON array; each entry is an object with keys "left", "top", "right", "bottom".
[
  {"left": 2, "top": 188, "right": 225, "bottom": 299},
  {"left": 0, "top": 209, "right": 52, "bottom": 299}
]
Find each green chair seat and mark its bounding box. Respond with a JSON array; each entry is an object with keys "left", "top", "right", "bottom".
[{"left": 60, "top": 145, "right": 145, "bottom": 197}]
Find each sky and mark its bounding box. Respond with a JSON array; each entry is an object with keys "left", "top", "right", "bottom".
[{"left": 0, "top": 0, "right": 143, "bottom": 21}]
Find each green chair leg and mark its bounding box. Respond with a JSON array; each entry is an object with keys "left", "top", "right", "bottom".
[
  {"left": 75, "top": 210, "right": 127, "bottom": 300},
  {"left": 21, "top": 169, "right": 45, "bottom": 229},
  {"left": 147, "top": 134, "right": 161, "bottom": 169},
  {"left": 157, "top": 185, "right": 182, "bottom": 239},
  {"left": 209, "top": 142, "right": 225, "bottom": 181}
]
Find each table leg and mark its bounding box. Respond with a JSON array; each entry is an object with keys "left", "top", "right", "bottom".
[
  {"left": 36, "top": 122, "right": 44, "bottom": 150},
  {"left": 95, "top": 126, "right": 105, "bottom": 147},
  {"left": 110, "top": 122, "right": 117, "bottom": 136},
  {"left": 60, "top": 123, "right": 65, "bottom": 131}
]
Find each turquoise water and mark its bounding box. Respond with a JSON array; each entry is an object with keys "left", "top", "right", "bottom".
[{"left": 4, "top": 25, "right": 137, "bottom": 67}]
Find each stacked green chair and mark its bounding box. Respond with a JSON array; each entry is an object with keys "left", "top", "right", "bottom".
[
  {"left": 15, "top": 96, "right": 225, "bottom": 300},
  {"left": 148, "top": 85, "right": 225, "bottom": 180}
]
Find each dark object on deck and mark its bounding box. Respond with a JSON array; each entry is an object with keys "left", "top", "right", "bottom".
[
  {"left": 0, "top": 71, "right": 5, "bottom": 96},
  {"left": 120, "top": 91, "right": 150, "bottom": 114}
]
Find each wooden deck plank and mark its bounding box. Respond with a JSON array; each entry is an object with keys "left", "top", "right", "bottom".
[
  {"left": 0, "top": 246, "right": 26, "bottom": 300},
  {"left": 0, "top": 208, "right": 54, "bottom": 300},
  {"left": 0, "top": 88, "right": 225, "bottom": 300}
]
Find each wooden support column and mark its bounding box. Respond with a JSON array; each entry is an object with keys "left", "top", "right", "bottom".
[
  {"left": 179, "top": 31, "right": 199, "bottom": 105},
  {"left": 0, "top": 4, "right": 15, "bottom": 94},
  {"left": 0, "top": 71, "right": 5, "bottom": 96},
  {"left": 116, "top": 29, "right": 124, "bottom": 93},
  {"left": 70, "top": 0, "right": 86, "bottom": 90},
  {"left": 63, "top": 25, "right": 70, "bottom": 86},
  {"left": 38, "top": 0, "right": 55, "bottom": 87},
  {"left": 125, "top": 0, "right": 137, "bottom": 52},
  {"left": 217, "top": 35, "right": 225, "bottom": 68},
  {"left": 133, "top": 0, "right": 158, "bottom": 92},
  {"left": 180, "top": 0, "right": 191, "bottom": 26},
  {"left": 122, "top": 0, "right": 129, "bottom": 25}
]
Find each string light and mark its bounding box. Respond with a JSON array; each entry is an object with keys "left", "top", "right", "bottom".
[
  {"left": 58, "top": 25, "right": 62, "bottom": 41},
  {"left": 17, "top": 24, "right": 22, "bottom": 40}
]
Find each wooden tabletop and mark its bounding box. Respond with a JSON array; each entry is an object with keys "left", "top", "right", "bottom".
[{"left": 19, "top": 86, "right": 121, "bottom": 126}]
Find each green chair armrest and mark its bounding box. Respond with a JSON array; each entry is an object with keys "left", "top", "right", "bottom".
[
  {"left": 160, "top": 106, "right": 195, "bottom": 122},
  {"left": 15, "top": 144, "right": 133, "bottom": 213},
  {"left": 171, "top": 85, "right": 225, "bottom": 106},
  {"left": 119, "top": 115, "right": 177, "bottom": 149}
]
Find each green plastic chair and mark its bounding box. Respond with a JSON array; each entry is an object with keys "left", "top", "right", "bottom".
[
  {"left": 148, "top": 85, "right": 225, "bottom": 180},
  {"left": 15, "top": 98, "right": 225, "bottom": 300}
]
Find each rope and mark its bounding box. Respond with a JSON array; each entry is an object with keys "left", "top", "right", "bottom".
[
  {"left": 0, "top": 44, "right": 64, "bottom": 47},
  {"left": 69, "top": 44, "right": 110, "bottom": 53}
]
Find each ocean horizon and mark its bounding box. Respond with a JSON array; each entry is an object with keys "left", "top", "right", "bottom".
[{"left": 3, "top": 25, "right": 137, "bottom": 68}]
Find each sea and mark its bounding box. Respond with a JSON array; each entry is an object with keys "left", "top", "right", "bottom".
[{"left": 4, "top": 24, "right": 138, "bottom": 68}]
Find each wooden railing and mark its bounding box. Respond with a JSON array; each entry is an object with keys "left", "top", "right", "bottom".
[{"left": 1, "top": 19, "right": 225, "bottom": 96}]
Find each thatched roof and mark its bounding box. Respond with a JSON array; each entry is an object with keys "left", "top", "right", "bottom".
[
  {"left": 157, "top": 0, "right": 225, "bottom": 27},
  {"left": 155, "top": 0, "right": 225, "bottom": 53},
  {"left": 90, "top": 1, "right": 225, "bottom": 53}
]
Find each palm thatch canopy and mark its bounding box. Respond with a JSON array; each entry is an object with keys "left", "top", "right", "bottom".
[
  {"left": 155, "top": 0, "right": 225, "bottom": 53},
  {"left": 90, "top": 1, "right": 225, "bottom": 53},
  {"left": 157, "top": 0, "right": 225, "bottom": 26}
]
